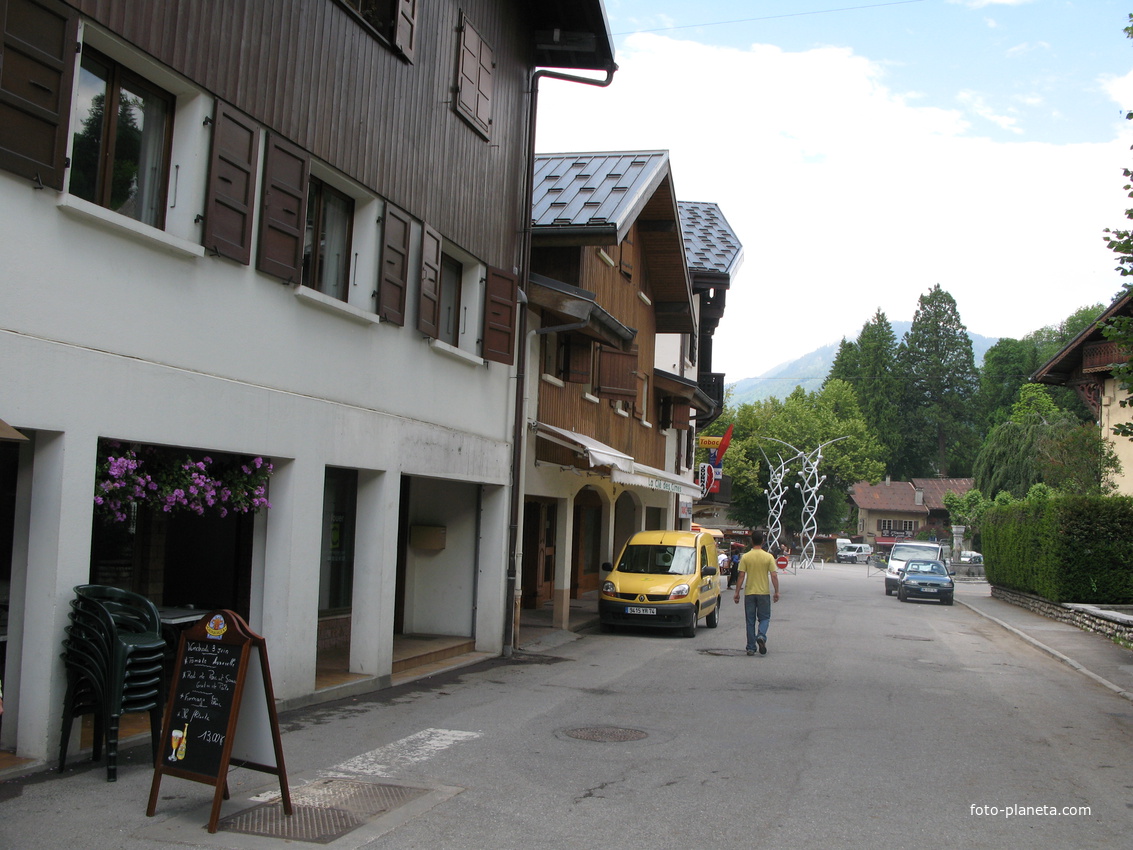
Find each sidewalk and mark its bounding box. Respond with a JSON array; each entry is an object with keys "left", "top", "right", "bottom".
[
  {"left": 515, "top": 591, "right": 600, "bottom": 652},
  {"left": 954, "top": 581, "right": 1133, "bottom": 703}
]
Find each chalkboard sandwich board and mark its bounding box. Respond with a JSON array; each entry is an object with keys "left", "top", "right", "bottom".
[{"left": 145, "top": 609, "right": 291, "bottom": 833}]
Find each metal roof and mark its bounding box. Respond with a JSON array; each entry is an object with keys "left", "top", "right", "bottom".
[
  {"left": 678, "top": 201, "right": 744, "bottom": 279},
  {"left": 531, "top": 151, "right": 673, "bottom": 243}
]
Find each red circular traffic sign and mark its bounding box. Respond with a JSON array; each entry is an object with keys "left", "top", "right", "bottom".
[{"left": 776, "top": 556, "right": 788, "bottom": 570}]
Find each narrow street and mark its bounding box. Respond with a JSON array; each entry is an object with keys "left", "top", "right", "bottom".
[{"left": 3, "top": 564, "right": 1131, "bottom": 849}]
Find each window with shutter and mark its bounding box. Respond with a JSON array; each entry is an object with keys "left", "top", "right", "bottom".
[
  {"left": 0, "top": 0, "right": 77, "bottom": 190},
  {"left": 596, "top": 346, "right": 638, "bottom": 401},
  {"left": 339, "top": 0, "right": 415, "bottom": 62},
  {"left": 302, "top": 177, "right": 354, "bottom": 300},
  {"left": 68, "top": 47, "right": 173, "bottom": 228},
  {"left": 257, "top": 134, "right": 309, "bottom": 281},
  {"left": 482, "top": 266, "right": 518, "bottom": 365},
  {"left": 417, "top": 223, "right": 441, "bottom": 337},
  {"left": 378, "top": 203, "right": 411, "bottom": 324},
  {"left": 562, "top": 336, "right": 592, "bottom": 383},
  {"left": 662, "top": 397, "right": 691, "bottom": 431},
  {"left": 455, "top": 14, "right": 494, "bottom": 139},
  {"left": 203, "top": 101, "right": 260, "bottom": 264}
]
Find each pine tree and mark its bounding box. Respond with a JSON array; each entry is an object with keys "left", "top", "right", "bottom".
[{"left": 893, "top": 285, "right": 980, "bottom": 477}]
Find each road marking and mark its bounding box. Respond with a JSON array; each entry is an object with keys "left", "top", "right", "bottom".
[{"left": 327, "top": 728, "right": 482, "bottom": 778}]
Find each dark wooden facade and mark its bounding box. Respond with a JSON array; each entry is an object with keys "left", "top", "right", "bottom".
[{"left": 68, "top": 0, "right": 532, "bottom": 268}]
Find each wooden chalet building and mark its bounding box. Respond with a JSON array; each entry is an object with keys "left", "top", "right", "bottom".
[
  {"left": 1033, "top": 291, "right": 1133, "bottom": 495},
  {"left": 519, "top": 150, "right": 724, "bottom": 631}
]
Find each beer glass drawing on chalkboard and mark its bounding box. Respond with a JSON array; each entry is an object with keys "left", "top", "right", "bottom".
[{"left": 169, "top": 726, "right": 183, "bottom": 761}]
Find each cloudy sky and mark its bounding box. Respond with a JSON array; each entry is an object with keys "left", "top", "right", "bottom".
[{"left": 534, "top": 0, "right": 1133, "bottom": 382}]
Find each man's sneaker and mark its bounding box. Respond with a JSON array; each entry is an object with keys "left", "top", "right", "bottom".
[
  {"left": 746, "top": 649, "right": 755, "bottom": 656},
  {"left": 757, "top": 637, "right": 767, "bottom": 655}
]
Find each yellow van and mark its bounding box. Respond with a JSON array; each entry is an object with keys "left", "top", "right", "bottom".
[{"left": 599, "top": 529, "right": 721, "bottom": 637}]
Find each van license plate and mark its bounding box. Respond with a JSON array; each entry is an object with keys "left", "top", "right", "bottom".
[{"left": 626, "top": 606, "right": 656, "bottom": 615}]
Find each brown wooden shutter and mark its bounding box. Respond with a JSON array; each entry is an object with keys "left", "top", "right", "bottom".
[
  {"left": 0, "top": 0, "right": 77, "bottom": 190},
  {"left": 482, "top": 266, "right": 517, "bottom": 364},
  {"left": 596, "top": 346, "right": 638, "bottom": 400},
  {"left": 393, "top": 0, "right": 417, "bottom": 62},
  {"left": 456, "top": 14, "right": 493, "bottom": 138},
  {"left": 417, "top": 223, "right": 441, "bottom": 338},
  {"left": 563, "top": 337, "right": 592, "bottom": 383},
  {"left": 378, "top": 203, "right": 411, "bottom": 325},
  {"left": 619, "top": 235, "right": 634, "bottom": 280},
  {"left": 202, "top": 101, "right": 260, "bottom": 264},
  {"left": 663, "top": 398, "right": 691, "bottom": 431},
  {"left": 256, "top": 134, "right": 309, "bottom": 281}
]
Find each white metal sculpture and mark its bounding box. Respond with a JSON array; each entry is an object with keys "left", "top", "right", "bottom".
[
  {"left": 759, "top": 442, "right": 802, "bottom": 556},
  {"left": 763, "top": 436, "right": 847, "bottom": 569}
]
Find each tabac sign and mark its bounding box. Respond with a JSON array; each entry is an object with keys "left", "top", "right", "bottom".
[{"left": 696, "top": 424, "right": 733, "bottom": 494}]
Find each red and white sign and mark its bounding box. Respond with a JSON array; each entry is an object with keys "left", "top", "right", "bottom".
[
  {"left": 776, "top": 556, "right": 788, "bottom": 570},
  {"left": 698, "top": 463, "right": 715, "bottom": 498}
]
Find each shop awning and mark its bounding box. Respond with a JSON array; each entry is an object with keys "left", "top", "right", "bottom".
[
  {"left": 611, "top": 462, "right": 701, "bottom": 499},
  {"left": 534, "top": 422, "right": 635, "bottom": 473},
  {"left": 0, "top": 418, "right": 28, "bottom": 442}
]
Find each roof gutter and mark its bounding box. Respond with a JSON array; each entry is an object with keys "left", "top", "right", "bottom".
[{"left": 503, "top": 60, "right": 617, "bottom": 655}]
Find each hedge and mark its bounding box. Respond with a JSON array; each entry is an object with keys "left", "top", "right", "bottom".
[{"left": 983, "top": 495, "right": 1133, "bottom": 604}]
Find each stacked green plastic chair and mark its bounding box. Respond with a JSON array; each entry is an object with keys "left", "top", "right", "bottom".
[{"left": 59, "top": 585, "right": 165, "bottom": 781}]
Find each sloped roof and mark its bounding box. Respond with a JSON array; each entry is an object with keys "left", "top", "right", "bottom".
[
  {"left": 849, "top": 480, "right": 928, "bottom": 516},
  {"left": 531, "top": 151, "right": 673, "bottom": 242},
  {"left": 531, "top": 150, "right": 693, "bottom": 334},
  {"left": 678, "top": 201, "right": 744, "bottom": 281},
  {"left": 911, "top": 478, "right": 974, "bottom": 511},
  {"left": 531, "top": 1, "right": 616, "bottom": 71},
  {"left": 1032, "top": 292, "right": 1128, "bottom": 385}
]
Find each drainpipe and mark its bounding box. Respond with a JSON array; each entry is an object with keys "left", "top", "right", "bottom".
[{"left": 503, "top": 62, "right": 617, "bottom": 656}]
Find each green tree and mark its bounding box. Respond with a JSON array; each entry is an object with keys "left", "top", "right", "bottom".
[
  {"left": 975, "top": 338, "right": 1040, "bottom": 429},
  {"left": 893, "top": 285, "right": 980, "bottom": 477},
  {"left": 719, "top": 381, "right": 885, "bottom": 534},
  {"left": 973, "top": 384, "right": 1119, "bottom": 498}
]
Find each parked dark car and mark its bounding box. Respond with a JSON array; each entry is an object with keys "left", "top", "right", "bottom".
[{"left": 896, "top": 559, "right": 955, "bottom": 605}]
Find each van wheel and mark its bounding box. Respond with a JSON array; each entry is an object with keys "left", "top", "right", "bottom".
[
  {"left": 683, "top": 610, "right": 698, "bottom": 638},
  {"left": 885, "top": 585, "right": 893, "bottom": 596},
  {"left": 706, "top": 602, "right": 719, "bottom": 628}
]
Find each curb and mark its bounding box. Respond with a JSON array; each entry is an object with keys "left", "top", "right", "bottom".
[{"left": 956, "top": 598, "right": 1133, "bottom": 704}]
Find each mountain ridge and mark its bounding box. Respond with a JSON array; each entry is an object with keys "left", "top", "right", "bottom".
[{"left": 726, "top": 321, "right": 999, "bottom": 406}]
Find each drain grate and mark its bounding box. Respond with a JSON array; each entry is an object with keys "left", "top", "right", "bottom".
[
  {"left": 564, "top": 726, "right": 648, "bottom": 743},
  {"left": 217, "top": 778, "right": 429, "bottom": 844}
]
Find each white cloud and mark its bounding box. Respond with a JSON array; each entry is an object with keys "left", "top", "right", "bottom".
[
  {"left": 535, "top": 34, "right": 1133, "bottom": 380},
  {"left": 1101, "top": 68, "right": 1133, "bottom": 112},
  {"left": 956, "top": 90, "right": 1023, "bottom": 132}
]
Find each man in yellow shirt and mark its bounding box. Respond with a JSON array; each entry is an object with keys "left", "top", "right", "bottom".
[{"left": 733, "top": 532, "right": 781, "bottom": 655}]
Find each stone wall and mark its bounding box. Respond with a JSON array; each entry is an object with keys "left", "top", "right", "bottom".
[{"left": 991, "top": 586, "right": 1133, "bottom": 642}]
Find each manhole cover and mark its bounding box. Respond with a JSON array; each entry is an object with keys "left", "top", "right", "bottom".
[
  {"left": 216, "top": 778, "right": 429, "bottom": 844},
  {"left": 698, "top": 648, "right": 748, "bottom": 657},
  {"left": 564, "top": 726, "right": 648, "bottom": 743},
  {"left": 889, "top": 634, "right": 933, "bottom": 641}
]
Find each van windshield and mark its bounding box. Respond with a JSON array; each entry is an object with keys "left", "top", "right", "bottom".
[
  {"left": 891, "top": 543, "right": 938, "bottom": 561},
  {"left": 617, "top": 545, "right": 697, "bottom": 575}
]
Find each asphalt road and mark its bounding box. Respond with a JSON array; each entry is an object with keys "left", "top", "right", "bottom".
[{"left": 2, "top": 564, "right": 1131, "bottom": 849}]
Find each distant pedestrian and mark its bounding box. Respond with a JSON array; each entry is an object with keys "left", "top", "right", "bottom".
[
  {"left": 733, "top": 532, "right": 780, "bottom": 656},
  {"left": 728, "top": 546, "right": 741, "bottom": 589}
]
